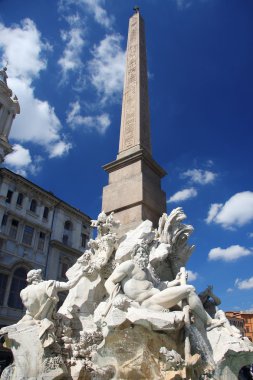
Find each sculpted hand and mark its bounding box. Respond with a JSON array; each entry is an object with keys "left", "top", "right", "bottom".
[
  {"left": 175, "top": 272, "right": 182, "bottom": 285},
  {"left": 111, "top": 283, "right": 121, "bottom": 297},
  {"left": 82, "top": 265, "right": 94, "bottom": 275}
]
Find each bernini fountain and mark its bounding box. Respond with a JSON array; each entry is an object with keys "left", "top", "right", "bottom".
[{"left": 1, "top": 8, "right": 253, "bottom": 380}]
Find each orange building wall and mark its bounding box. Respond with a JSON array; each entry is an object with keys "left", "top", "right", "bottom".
[{"left": 226, "top": 311, "right": 253, "bottom": 341}]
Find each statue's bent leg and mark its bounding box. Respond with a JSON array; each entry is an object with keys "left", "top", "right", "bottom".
[{"left": 141, "top": 285, "right": 193, "bottom": 310}]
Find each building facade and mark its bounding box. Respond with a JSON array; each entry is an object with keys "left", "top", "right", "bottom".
[
  {"left": 226, "top": 311, "right": 253, "bottom": 341},
  {"left": 0, "top": 67, "right": 20, "bottom": 163},
  {"left": 0, "top": 168, "right": 91, "bottom": 327}
]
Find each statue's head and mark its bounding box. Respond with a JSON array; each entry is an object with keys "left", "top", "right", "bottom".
[
  {"left": 132, "top": 244, "right": 149, "bottom": 269},
  {"left": 27, "top": 269, "right": 43, "bottom": 284}
]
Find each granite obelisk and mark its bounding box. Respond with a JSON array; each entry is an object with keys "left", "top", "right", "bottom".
[{"left": 102, "top": 9, "right": 166, "bottom": 235}]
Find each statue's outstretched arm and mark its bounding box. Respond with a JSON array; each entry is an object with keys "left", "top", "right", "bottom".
[{"left": 56, "top": 269, "right": 85, "bottom": 291}]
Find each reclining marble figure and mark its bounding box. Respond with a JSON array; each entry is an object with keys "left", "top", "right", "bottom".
[{"left": 105, "top": 245, "right": 221, "bottom": 328}]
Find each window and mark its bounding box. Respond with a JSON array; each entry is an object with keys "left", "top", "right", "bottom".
[
  {"left": 6, "top": 190, "right": 13, "bottom": 204},
  {"left": 38, "top": 232, "right": 46, "bottom": 251},
  {"left": 0, "top": 273, "right": 8, "bottom": 306},
  {"left": 8, "top": 268, "right": 27, "bottom": 309},
  {"left": 9, "top": 219, "right": 19, "bottom": 239},
  {"left": 30, "top": 199, "right": 37, "bottom": 213},
  {"left": 1, "top": 214, "right": 8, "bottom": 226},
  {"left": 81, "top": 233, "right": 87, "bottom": 248},
  {"left": 43, "top": 207, "right": 49, "bottom": 219},
  {"left": 16, "top": 193, "right": 23, "bottom": 206},
  {"left": 22, "top": 225, "right": 34, "bottom": 246},
  {"left": 59, "top": 257, "right": 72, "bottom": 280},
  {"left": 62, "top": 234, "right": 68, "bottom": 245},
  {"left": 64, "top": 220, "right": 72, "bottom": 231},
  {"left": 61, "top": 262, "right": 69, "bottom": 279}
]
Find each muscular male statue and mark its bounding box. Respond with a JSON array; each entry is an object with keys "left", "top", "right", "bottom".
[
  {"left": 105, "top": 245, "right": 220, "bottom": 327},
  {"left": 19, "top": 268, "right": 85, "bottom": 347}
]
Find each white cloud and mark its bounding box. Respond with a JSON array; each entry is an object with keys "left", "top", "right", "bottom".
[
  {"left": 5, "top": 144, "right": 31, "bottom": 167},
  {"left": 0, "top": 19, "right": 50, "bottom": 83},
  {"left": 5, "top": 144, "right": 42, "bottom": 176},
  {"left": 8, "top": 78, "right": 71, "bottom": 157},
  {"left": 59, "top": 27, "right": 85, "bottom": 75},
  {"left": 206, "top": 191, "right": 253, "bottom": 229},
  {"left": 182, "top": 169, "right": 217, "bottom": 185},
  {"left": 0, "top": 19, "right": 70, "bottom": 171},
  {"left": 249, "top": 233, "right": 253, "bottom": 238},
  {"left": 208, "top": 245, "right": 253, "bottom": 262},
  {"left": 226, "top": 288, "right": 234, "bottom": 293},
  {"left": 187, "top": 270, "right": 198, "bottom": 282},
  {"left": 235, "top": 277, "right": 253, "bottom": 290},
  {"left": 59, "top": 0, "right": 113, "bottom": 29},
  {"left": 167, "top": 188, "right": 197, "bottom": 203},
  {"left": 205, "top": 203, "right": 223, "bottom": 224},
  {"left": 67, "top": 101, "right": 110, "bottom": 134},
  {"left": 49, "top": 141, "right": 71, "bottom": 158},
  {"left": 58, "top": 14, "right": 85, "bottom": 79},
  {"left": 82, "top": 0, "right": 113, "bottom": 28},
  {"left": 176, "top": 0, "right": 192, "bottom": 10},
  {"left": 88, "top": 33, "right": 125, "bottom": 104}
]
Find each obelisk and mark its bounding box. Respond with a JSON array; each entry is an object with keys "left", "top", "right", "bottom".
[{"left": 102, "top": 8, "right": 166, "bottom": 235}]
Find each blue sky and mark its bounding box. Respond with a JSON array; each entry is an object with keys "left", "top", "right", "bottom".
[{"left": 0, "top": 0, "right": 253, "bottom": 311}]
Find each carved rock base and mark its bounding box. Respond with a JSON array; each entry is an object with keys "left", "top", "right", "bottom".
[
  {"left": 94, "top": 325, "right": 183, "bottom": 380},
  {"left": 1, "top": 322, "right": 68, "bottom": 380}
]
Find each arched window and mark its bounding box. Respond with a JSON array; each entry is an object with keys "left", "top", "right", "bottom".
[
  {"left": 16, "top": 193, "right": 24, "bottom": 206},
  {"left": 30, "top": 199, "right": 37, "bottom": 213},
  {"left": 64, "top": 220, "right": 72, "bottom": 231},
  {"left": 8, "top": 267, "right": 27, "bottom": 309}
]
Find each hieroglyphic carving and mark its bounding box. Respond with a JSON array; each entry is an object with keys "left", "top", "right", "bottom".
[
  {"left": 119, "top": 12, "right": 151, "bottom": 154},
  {"left": 120, "top": 15, "right": 138, "bottom": 150}
]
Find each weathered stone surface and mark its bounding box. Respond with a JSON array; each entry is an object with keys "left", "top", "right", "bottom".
[
  {"left": 207, "top": 326, "right": 253, "bottom": 380},
  {"left": 94, "top": 325, "right": 181, "bottom": 380},
  {"left": 149, "top": 243, "right": 170, "bottom": 265},
  {"left": 126, "top": 307, "right": 185, "bottom": 332},
  {"left": 1, "top": 322, "right": 67, "bottom": 380},
  {"left": 115, "top": 219, "right": 154, "bottom": 262}
]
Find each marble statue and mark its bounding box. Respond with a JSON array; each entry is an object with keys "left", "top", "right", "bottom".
[
  {"left": 91, "top": 210, "right": 120, "bottom": 238},
  {"left": 0, "top": 67, "right": 8, "bottom": 85},
  {"left": 18, "top": 268, "right": 86, "bottom": 348},
  {"left": 198, "top": 285, "right": 221, "bottom": 318},
  {"left": 58, "top": 211, "right": 119, "bottom": 320},
  {"left": 105, "top": 244, "right": 221, "bottom": 329},
  {"left": 1, "top": 209, "right": 253, "bottom": 380}
]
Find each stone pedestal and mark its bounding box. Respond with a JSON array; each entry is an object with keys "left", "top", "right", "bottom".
[{"left": 103, "top": 150, "right": 166, "bottom": 236}]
